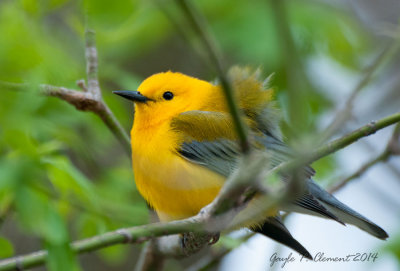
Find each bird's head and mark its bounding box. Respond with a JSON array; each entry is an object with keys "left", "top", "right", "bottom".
[{"left": 114, "top": 71, "right": 224, "bottom": 128}]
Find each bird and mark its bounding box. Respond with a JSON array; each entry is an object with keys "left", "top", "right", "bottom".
[{"left": 113, "top": 67, "right": 388, "bottom": 259}]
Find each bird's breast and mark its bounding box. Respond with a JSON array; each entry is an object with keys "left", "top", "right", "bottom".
[{"left": 131, "top": 123, "right": 225, "bottom": 221}]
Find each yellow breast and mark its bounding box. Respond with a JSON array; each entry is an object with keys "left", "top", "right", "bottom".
[{"left": 131, "top": 121, "right": 225, "bottom": 222}]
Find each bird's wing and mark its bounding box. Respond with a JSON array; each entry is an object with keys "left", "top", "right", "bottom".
[
  {"left": 172, "top": 110, "right": 345, "bottom": 223},
  {"left": 171, "top": 111, "right": 240, "bottom": 177},
  {"left": 256, "top": 134, "right": 316, "bottom": 179},
  {"left": 171, "top": 110, "right": 315, "bottom": 177}
]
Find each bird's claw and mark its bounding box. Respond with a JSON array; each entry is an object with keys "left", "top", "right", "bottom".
[
  {"left": 207, "top": 233, "right": 220, "bottom": 245},
  {"left": 181, "top": 232, "right": 220, "bottom": 255}
]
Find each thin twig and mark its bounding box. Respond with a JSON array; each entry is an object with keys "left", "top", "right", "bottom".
[
  {"left": 0, "top": 219, "right": 203, "bottom": 271},
  {"left": 269, "top": 0, "right": 314, "bottom": 137},
  {"left": 329, "top": 150, "right": 390, "bottom": 193},
  {"left": 2, "top": 111, "right": 399, "bottom": 271},
  {"left": 186, "top": 233, "right": 255, "bottom": 271},
  {"left": 329, "top": 123, "right": 400, "bottom": 193},
  {"left": 47, "top": 84, "right": 131, "bottom": 154},
  {"left": 175, "top": 0, "right": 250, "bottom": 153},
  {"left": 85, "top": 29, "right": 101, "bottom": 100},
  {"left": 305, "top": 112, "right": 400, "bottom": 165},
  {"left": 153, "top": 0, "right": 208, "bottom": 63},
  {"left": 0, "top": 31, "right": 131, "bottom": 155},
  {"left": 134, "top": 241, "right": 165, "bottom": 271},
  {"left": 320, "top": 41, "right": 400, "bottom": 142},
  {"left": 361, "top": 138, "right": 400, "bottom": 181},
  {"left": 387, "top": 123, "right": 400, "bottom": 154}
]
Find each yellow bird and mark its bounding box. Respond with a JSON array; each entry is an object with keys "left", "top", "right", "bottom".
[{"left": 114, "top": 67, "right": 388, "bottom": 258}]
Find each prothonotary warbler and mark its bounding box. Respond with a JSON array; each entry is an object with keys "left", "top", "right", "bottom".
[{"left": 114, "top": 67, "right": 388, "bottom": 258}]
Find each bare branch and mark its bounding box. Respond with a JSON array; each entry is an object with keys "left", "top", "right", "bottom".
[
  {"left": 329, "top": 123, "right": 400, "bottom": 193},
  {"left": 270, "top": 0, "right": 313, "bottom": 133},
  {"left": 0, "top": 31, "right": 131, "bottom": 155},
  {"left": 134, "top": 241, "right": 165, "bottom": 271},
  {"left": 387, "top": 123, "right": 400, "bottom": 155},
  {"left": 85, "top": 29, "right": 102, "bottom": 101},
  {"left": 186, "top": 233, "right": 254, "bottom": 271},
  {"left": 320, "top": 41, "right": 400, "bottom": 142},
  {"left": 175, "top": 0, "right": 250, "bottom": 153},
  {"left": 76, "top": 79, "right": 88, "bottom": 92},
  {"left": 153, "top": 0, "right": 208, "bottom": 63},
  {"left": 329, "top": 150, "right": 390, "bottom": 193},
  {"left": 361, "top": 139, "right": 400, "bottom": 182}
]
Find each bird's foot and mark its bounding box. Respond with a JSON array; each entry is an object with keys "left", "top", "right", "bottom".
[{"left": 181, "top": 232, "right": 220, "bottom": 255}]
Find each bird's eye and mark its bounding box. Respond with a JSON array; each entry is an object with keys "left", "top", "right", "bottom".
[{"left": 163, "top": 91, "right": 174, "bottom": 100}]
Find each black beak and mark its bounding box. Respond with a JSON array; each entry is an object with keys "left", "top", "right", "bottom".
[{"left": 113, "top": 90, "right": 150, "bottom": 103}]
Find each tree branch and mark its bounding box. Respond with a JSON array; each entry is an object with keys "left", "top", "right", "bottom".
[
  {"left": 0, "top": 219, "right": 203, "bottom": 271},
  {"left": 153, "top": 0, "right": 209, "bottom": 64},
  {"left": 329, "top": 150, "right": 390, "bottom": 193},
  {"left": 0, "top": 31, "right": 131, "bottom": 155},
  {"left": 305, "top": 112, "right": 400, "bottom": 165},
  {"left": 134, "top": 241, "right": 165, "bottom": 271},
  {"left": 85, "top": 30, "right": 101, "bottom": 101},
  {"left": 320, "top": 40, "right": 400, "bottom": 142},
  {"left": 2, "top": 111, "right": 399, "bottom": 271},
  {"left": 175, "top": 0, "right": 250, "bottom": 153},
  {"left": 329, "top": 123, "right": 400, "bottom": 193},
  {"left": 360, "top": 139, "right": 400, "bottom": 182},
  {"left": 186, "top": 233, "right": 254, "bottom": 271},
  {"left": 270, "top": 0, "right": 313, "bottom": 134}
]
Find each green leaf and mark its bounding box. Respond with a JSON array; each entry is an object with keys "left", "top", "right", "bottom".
[
  {"left": 46, "top": 242, "right": 81, "bottom": 271},
  {"left": 75, "top": 214, "right": 107, "bottom": 239},
  {"left": 15, "top": 187, "right": 48, "bottom": 235},
  {"left": 45, "top": 207, "right": 69, "bottom": 244},
  {"left": 42, "top": 156, "right": 97, "bottom": 206},
  {"left": 383, "top": 232, "right": 400, "bottom": 262},
  {"left": 98, "top": 245, "right": 128, "bottom": 265},
  {"left": 0, "top": 237, "right": 14, "bottom": 259},
  {"left": 15, "top": 187, "right": 68, "bottom": 244},
  {"left": 216, "top": 235, "right": 245, "bottom": 250},
  {"left": 289, "top": 2, "right": 369, "bottom": 68}
]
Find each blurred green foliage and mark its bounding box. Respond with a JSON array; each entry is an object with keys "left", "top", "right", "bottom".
[
  {"left": 0, "top": 0, "right": 394, "bottom": 270},
  {"left": 385, "top": 233, "right": 400, "bottom": 270}
]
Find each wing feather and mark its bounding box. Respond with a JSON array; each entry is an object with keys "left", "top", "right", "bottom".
[{"left": 171, "top": 110, "right": 343, "bottom": 226}]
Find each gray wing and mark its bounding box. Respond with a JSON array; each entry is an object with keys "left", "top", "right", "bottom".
[
  {"left": 172, "top": 111, "right": 388, "bottom": 237},
  {"left": 178, "top": 139, "right": 240, "bottom": 177},
  {"left": 171, "top": 110, "right": 241, "bottom": 177},
  {"left": 256, "top": 135, "right": 316, "bottom": 178},
  {"left": 171, "top": 110, "right": 315, "bottom": 178}
]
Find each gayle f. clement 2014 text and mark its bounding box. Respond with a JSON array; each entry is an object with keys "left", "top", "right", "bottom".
[{"left": 269, "top": 252, "right": 379, "bottom": 268}]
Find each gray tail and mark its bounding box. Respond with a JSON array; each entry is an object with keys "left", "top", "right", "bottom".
[{"left": 307, "top": 179, "right": 388, "bottom": 240}]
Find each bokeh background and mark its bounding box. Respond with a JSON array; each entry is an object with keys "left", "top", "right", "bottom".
[{"left": 0, "top": 0, "right": 399, "bottom": 270}]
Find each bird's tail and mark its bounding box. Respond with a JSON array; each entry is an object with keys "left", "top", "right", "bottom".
[
  {"left": 252, "top": 216, "right": 313, "bottom": 260},
  {"left": 306, "top": 179, "right": 389, "bottom": 240}
]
